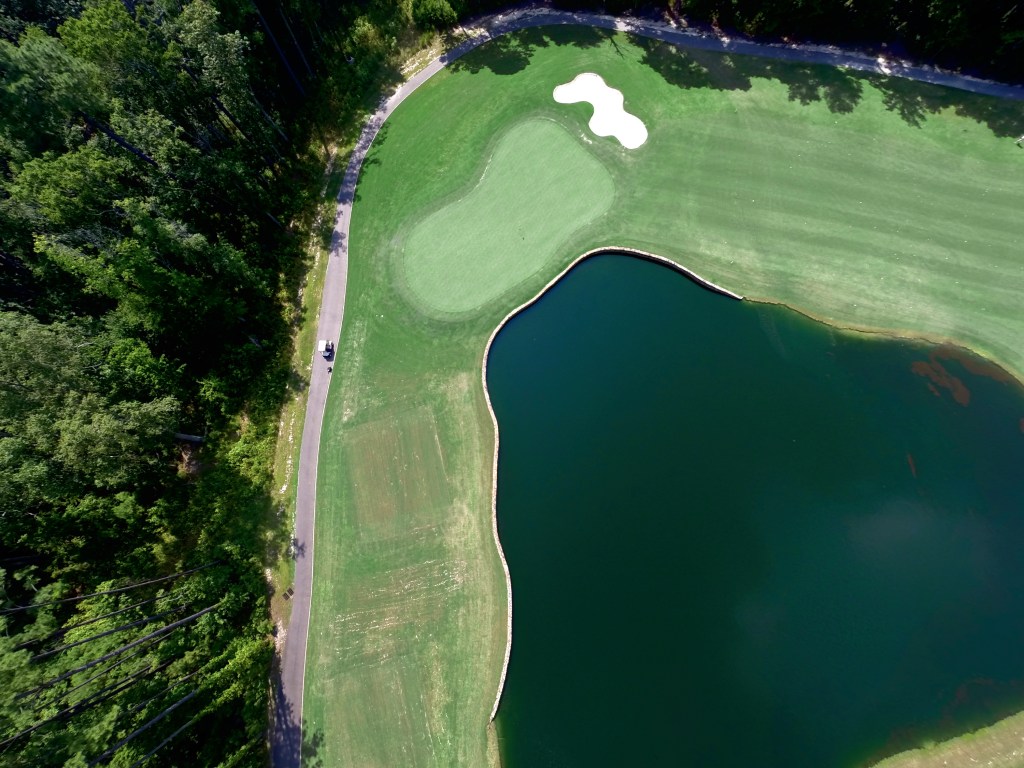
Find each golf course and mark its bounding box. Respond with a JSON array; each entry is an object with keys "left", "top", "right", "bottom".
[{"left": 300, "top": 16, "right": 1024, "bottom": 768}]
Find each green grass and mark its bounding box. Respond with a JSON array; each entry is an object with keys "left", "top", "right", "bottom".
[
  {"left": 869, "top": 710, "right": 1024, "bottom": 768},
  {"left": 268, "top": 152, "right": 347, "bottom": 631},
  {"left": 401, "top": 118, "right": 613, "bottom": 314},
  {"left": 304, "top": 26, "right": 1024, "bottom": 768}
]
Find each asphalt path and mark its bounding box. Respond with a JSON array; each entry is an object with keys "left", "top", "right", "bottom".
[{"left": 270, "top": 9, "right": 1024, "bottom": 767}]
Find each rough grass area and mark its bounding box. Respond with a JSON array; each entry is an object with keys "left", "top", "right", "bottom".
[
  {"left": 267, "top": 154, "right": 346, "bottom": 631},
  {"left": 871, "top": 711, "right": 1024, "bottom": 768},
  {"left": 304, "top": 25, "right": 1024, "bottom": 768}
]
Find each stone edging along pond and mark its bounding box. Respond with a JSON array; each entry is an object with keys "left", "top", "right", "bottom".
[{"left": 480, "top": 247, "right": 742, "bottom": 722}]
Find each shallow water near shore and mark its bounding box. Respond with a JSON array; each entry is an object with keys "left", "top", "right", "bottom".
[{"left": 488, "top": 253, "right": 1024, "bottom": 768}]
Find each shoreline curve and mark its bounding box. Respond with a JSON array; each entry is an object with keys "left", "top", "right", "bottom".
[
  {"left": 274, "top": 7, "right": 1024, "bottom": 766},
  {"left": 481, "top": 247, "right": 742, "bottom": 722}
]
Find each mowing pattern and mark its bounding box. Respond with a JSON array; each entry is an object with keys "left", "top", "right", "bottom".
[
  {"left": 306, "top": 25, "right": 1024, "bottom": 768},
  {"left": 401, "top": 119, "right": 614, "bottom": 315}
]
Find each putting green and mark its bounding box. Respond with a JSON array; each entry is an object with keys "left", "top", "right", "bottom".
[
  {"left": 307, "top": 25, "right": 1024, "bottom": 768},
  {"left": 401, "top": 118, "right": 614, "bottom": 314},
  {"left": 365, "top": 29, "right": 1024, "bottom": 371}
]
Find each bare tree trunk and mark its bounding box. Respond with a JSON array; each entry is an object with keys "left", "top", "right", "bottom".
[
  {"left": 32, "top": 604, "right": 189, "bottom": 661},
  {"left": 0, "top": 562, "right": 217, "bottom": 615},
  {"left": 180, "top": 63, "right": 262, "bottom": 150},
  {"left": 279, "top": 8, "right": 315, "bottom": 79},
  {"left": 124, "top": 712, "right": 205, "bottom": 768},
  {"left": 16, "top": 593, "right": 171, "bottom": 650},
  {"left": 21, "top": 603, "right": 219, "bottom": 695},
  {"left": 252, "top": 91, "right": 290, "bottom": 143},
  {"left": 81, "top": 113, "right": 159, "bottom": 168},
  {"left": 121, "top": 668, "right": 201, "bottom": 719},
  {"left": 87, "top": 690, "right": 199, "bottom": 766},
  {"left": 250, "top": 1, "right": 306, "bottom": 97},
  {"left": 32, "top": 637, "right": 165, "bottom": 707},
  {"left": 0, "top": 659, "right": 173, "bottom": 750}
]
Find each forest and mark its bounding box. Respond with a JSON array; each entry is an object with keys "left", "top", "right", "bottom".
[
  {"left": 1, "top": 0, "right": 1020, "bottom": 766},
  {"left": 0, "top": 0, "right": 424, "bottom": 764}
]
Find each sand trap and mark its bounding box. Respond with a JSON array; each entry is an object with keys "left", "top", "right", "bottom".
[{"left": 553, "top": 73, "right": 648, "bottom": 149}]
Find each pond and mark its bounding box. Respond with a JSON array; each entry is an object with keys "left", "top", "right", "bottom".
[{"left": 487, "top": 252, "right": 1024, "bottom": 768}]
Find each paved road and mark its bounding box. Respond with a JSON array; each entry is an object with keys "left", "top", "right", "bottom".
[
  {"left": 269, "top": 36, "right": 465, "bottom": 768},
  {"left": 270, "top": 8, "right": 1024, "bottom": 766},
  {"left": 513, "top": 8, "right": 1024, "bottom": 99}
]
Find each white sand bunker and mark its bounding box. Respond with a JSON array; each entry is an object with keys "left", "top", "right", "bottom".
[{"left": 553, "top": 72, "right": 648, "bottom": 149}]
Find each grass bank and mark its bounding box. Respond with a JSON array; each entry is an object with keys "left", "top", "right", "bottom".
[
  {"left": 870, "top": 710, "right": 1024, "bottom": 768},
  {"left": 305, "top": 24, "right": 1024, "bottom": 767}
]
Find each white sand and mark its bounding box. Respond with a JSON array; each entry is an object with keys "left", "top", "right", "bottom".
[{"left": 553, "top": 72, "right": 648, "bottom": 149}]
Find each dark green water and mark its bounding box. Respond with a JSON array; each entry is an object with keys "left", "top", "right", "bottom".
[{"left": 488, "top": 253, "right": 1024, "bottom": 768}]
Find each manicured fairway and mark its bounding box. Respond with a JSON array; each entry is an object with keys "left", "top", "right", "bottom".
[
  {"left": 375, "top": 28, "right": 1024, "bottom": 368},
  {"left": 304, "top": 25, "right": 1024, "bottom": 768}
]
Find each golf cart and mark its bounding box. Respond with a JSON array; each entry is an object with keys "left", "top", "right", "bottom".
[{"left": 317, "top": 339, "right": 334, "bottom": 360}]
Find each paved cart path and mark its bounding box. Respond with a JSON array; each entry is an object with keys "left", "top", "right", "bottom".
[{"left": 270, "top": 8, "right": 1024, "bottom": 766}]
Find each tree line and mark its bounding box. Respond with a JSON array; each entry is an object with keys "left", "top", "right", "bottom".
[
  {"left": 0, "top": 0, "right": 430, "bottom": 764},
  {"left": 2, "top": 0, "right": 1019, "bottom": 765},
  {"left": 668, "top": 0, "right": 1024, "bottom": 83},
  {"left": 460, "top": 0, "right": 1024, "bottom": 83}
]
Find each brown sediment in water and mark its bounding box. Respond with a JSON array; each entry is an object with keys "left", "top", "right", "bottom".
[
  {"left": 908, "top": 343, "right": 1023, "bottom": 409},
  {"left": 907, "top": 453, "right": 917, "bottom": 479},
  {"left": 745, "top": 298, "right": 1024, "bottom": 396},
  {"left": 480, "top": 246, "right": 742, "bottom": 723},
  {"left": 934, "top": 344, "right": 1018, "bottom": 384},
  {"left": 909, "top": 339, "right": 1019, "bottom": 409},
  {"left": 912, "top": 356, "right": 971, "bottom": 406}
]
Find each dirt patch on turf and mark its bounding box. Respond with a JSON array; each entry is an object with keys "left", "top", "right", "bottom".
[
  {"left": 328, "top": 661, "right": 430, "bottom": 767},
  {"left": 327, "top": 556, "right": 466, "bottom": 670},
  {"left": 345, "top": 406, "right": 453, "bottom": 538}
]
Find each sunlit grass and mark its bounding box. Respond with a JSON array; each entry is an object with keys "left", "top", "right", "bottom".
[{"left": 306, "top": 24, "right": 1024, "bottom": 767}]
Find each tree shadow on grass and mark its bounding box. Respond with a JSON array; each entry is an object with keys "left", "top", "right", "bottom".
[
  {"left": 448, "top": 25, "right": 619, "bottom": 76},
  {"left": 299, "top": 729, "right": 323, "bottom": 768},
  {"left": 301, "top": 728, "right": 325, "bottom": 768},
  {"left": 270, "top": 666, "right": 325, "bottom": 768},
  {"left": 633, "top": 40, "right": 756, "bottom": 92},
  {"left": 631, "top": 34, "right": 871, "bottom": 111},
  {"left": 785, "top": 64, "right": 864, "bottom": 113},
  {"left": 630, "top": 34, "right": 1024, "bottom": 138},
  {"left": 866, "top": 73, "right": 1024, "bottom": 136},
  {"left": 441, "top": 20, "right": 1022, "bottom": 137}
]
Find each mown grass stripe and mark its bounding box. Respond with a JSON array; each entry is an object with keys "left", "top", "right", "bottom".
[{"left": 307, "top": 24, "right": 1024, "bottom": 768}]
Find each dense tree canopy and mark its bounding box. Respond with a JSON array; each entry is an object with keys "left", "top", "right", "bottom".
[
  {"left": 2, "top": 0, "right": 1020, "bottom": 764},
  {"left": 460, "top": 0, "right": 1024, "bottom": 81},
  {"left": 0, "top": 0, "right": 398, "bottom": 763},
  {"left": 669, "top": 0, "right": 1024, "bottom": 80}
]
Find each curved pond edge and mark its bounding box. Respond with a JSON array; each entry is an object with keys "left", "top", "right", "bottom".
[
  {"left": 480, "top": 246, "right": 743, "bottom": 721},
  {"left": 277, "top": 8, "right": 1024, "bottom": 767}
]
